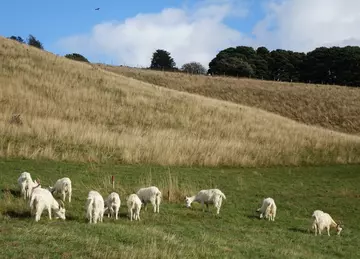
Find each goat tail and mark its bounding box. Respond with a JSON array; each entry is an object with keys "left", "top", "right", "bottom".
[
  {"left": 129, "top": 200, "right": 134, "bottom": 208},
  {"left": 156, "top": 191, "right": 162, "bottom": 204},
  {"left": 63, "top": 182, "right": 71, "bottom": 192},
  {"left": 311, "top": 212, "right": 317, "bottom": 220},
  {"left": 86, "top": 197, "right": 94, "bottom": 219},
  {"left": 219, "top": 191, "right": 226, "bottom": 200}
]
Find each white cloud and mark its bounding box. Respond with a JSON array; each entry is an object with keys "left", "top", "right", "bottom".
[
  {"left": 57, "top": 0, "right": 360, "bottom": 67},
  {"left": 57, "top": 1, "right": 251, "bottom": 68},
  {"left": 253, "top": 0, "right": 360, "bottom": 52}
]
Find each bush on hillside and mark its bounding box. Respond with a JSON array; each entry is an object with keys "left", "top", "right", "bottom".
[
  {"left": 181, "top": 62, "right": 207, "bottom": 75},
  {"left": 27, "top": 34, "right": 44, "bottom": 50},
  {"left": 65, "top": 53, "right": 90, "bottom": 63}
]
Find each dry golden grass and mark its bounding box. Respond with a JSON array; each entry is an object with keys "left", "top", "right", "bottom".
[
  {"left": 1, "top": 36, "right": 360, "bottom": 167},
  {"left": 102, "top": 65, "right": 360, "bottom": 135}
]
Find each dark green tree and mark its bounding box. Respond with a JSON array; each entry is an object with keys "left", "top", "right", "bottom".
[
  {"left": 302, "top": 47, "right": 334, "bottom": 84},
  {"left": 150, "top": 49, "right": 176, "bottom": 70},
  {"left": 256, "top": 46, "right": 270, "bottom": 58},
  {"left": 255, "top": 47, "right": 271, "bottom": 79},
  {"left": 181, "top": 62, "right": 207, "bottom": 74},
  {"left": 65, "top": 53, "right": 90, "bottom": 63},
  {"left": 302, "top": 46, "right": 360, "bottom": 86},
  {"left": 8, "top": 36, "right": 25, "bottom": 43},
  {"left": 208, "top": 47, "right": 256, "bottom": 77},
  {"left": 27, "top": 34, "right": 44, "bottom": 50},
  {"left": 267, "top": 49, "right": 305, "bottom": 82},
  {"left": 209, "top": 55, "right": 254, "bottom": 77}
]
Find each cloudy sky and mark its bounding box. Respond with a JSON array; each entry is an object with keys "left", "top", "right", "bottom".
[{"left": 2, "top": 0, "right": 360, "bottom": 68}]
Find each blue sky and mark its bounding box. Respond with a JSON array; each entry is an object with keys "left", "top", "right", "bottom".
[{"left": 1, "top": 0, "right": 359, "bottom": 67}]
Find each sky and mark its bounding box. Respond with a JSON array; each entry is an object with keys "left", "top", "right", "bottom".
[{"left": 2, "top": 0, "right": 360, "bottom": 68}]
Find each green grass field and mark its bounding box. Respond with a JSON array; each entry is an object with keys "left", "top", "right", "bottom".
[{"left": 1, "top": 158, "right": 359, "bottom": 259}]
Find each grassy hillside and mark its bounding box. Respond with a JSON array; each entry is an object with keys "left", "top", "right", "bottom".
[
  {"left": 1, "top": 159, "right": 359, "bottom": 258},
  {"left": 1, "top": 36, "right": 360, "bottom": 167},
  {"left": 101, "top": 66, "right": 360, "bottom": 135}
]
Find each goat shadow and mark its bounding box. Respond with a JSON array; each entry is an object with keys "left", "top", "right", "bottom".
[
  {"left": 288, "top": 227, "right": 310, "bottom": 234},
  {"left": 1, "top": 188, "right": 21, "bottom": 198},
  {"left": 5, "top": 210, "right": 31, "bottom": 219},
  {"left": 246, "top": 213, "right": 260, "bottom": 219}
]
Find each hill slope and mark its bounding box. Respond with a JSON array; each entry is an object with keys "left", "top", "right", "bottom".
[
  {"left": 1, "top": 36, "right": 360, "bottom": 167},
  {"left": 101, "top": 66, "right": 360, "bottom": 135}
]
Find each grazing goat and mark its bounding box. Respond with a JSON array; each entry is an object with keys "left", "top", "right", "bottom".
[
  {"left": 104, "top": 192, "right": 121, "bottom": 220},
  {"left": 85, "top": 191, "right": 104, "bottom": 224},
  {"left": 256, "top": 197, "right": 277, "bottom": 221},
  {"left": 29, "top": 187, "right": 66, "bottom": 222},
  {"left": 18, "top": 172, "right": 40, "bottom": 200},
  {"left": 136, "top": 186, "right": 161, "bottom": 213},
  {"left": 126, "top": 194, "right": 142, "bottom": 221},
  {"left": 48, "top": 177, "right": 72, "bottom": 203},
  {"left": 185, "top": 188, "right": 226, "bottom": 215},
  {"left": 311, "top": 210, "right": 343, "bottom": 236}
]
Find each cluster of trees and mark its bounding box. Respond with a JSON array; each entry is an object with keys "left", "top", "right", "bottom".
[
  {"left": 149, "top": 49, "right": 207, "bottom": 75},
  {"left": 149, "top": 46, "right": 360, "bottom": 87},
  {"left": 208, "top": 46, "right": 360, "bottom": 86},
  {"left": 9, "top": 34, "right": 44, "bottom": 49}
]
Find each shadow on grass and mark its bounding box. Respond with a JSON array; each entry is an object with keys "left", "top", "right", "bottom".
[
  {"left": 288, "top": 227, "right": 310, "bottom": 234},
  {"left": 63, "top": 214, "right": 79, "bottom": 221},
  {"left": 1, "top": 188, "right": 21, "bottom": 198},
  {"left": 119, "top": 212, "right": 129, "bottom": 218},
  {"left": 5, "top": 210, "right": 31, "bottom": 219},
  {"left": 246, "top": 214, "right": 260, "bottom": 219}
]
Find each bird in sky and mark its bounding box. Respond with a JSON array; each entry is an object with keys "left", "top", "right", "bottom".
[{"left": 95, "top": 8, "right": 100, "bottom": 11}]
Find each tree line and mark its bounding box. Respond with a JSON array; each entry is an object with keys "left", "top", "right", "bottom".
[
  {"left": 150, "top": 46, "right": 360, "bottom": 87},
  {"left": 148, "top": 47, "right": 360, "bottom": 87},
  {"left": 8, "top": 34, "right": 360, "bottom": 87},
  {"left": 208, "top": 45, "right": 360, "bottom": 87}
]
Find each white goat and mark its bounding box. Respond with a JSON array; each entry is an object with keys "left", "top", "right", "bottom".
[
  {"left": 256, "top": 197, "right": 277, "bottom": 221},
  {"left": 85, "top": 190, "right": 104, "bottom": 224},
  {"left": 185, "top": 188, "right": 226, "bottom": 215},
  {"left": 104, "top": 192, "right": 121, "bottom": 220},
  {"left": 17, "top": 172, "right": 40, "bottom": 200},
  {"left": 29, "top": 187, "right": 66, "bottom": 222},
  {"left": 48, "top": 177, "right": 72, "bottom": 203},
  {"left": 126, "top": 194, "right": 142, "bottom": 221},
  {"left": 311, "top": 210, "right": 343, "bottom": 236},
  {"left": 136, "top": 186, "right": 162, "bottom": 213}
]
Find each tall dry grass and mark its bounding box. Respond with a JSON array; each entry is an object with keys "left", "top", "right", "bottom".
[
  {"left": 1, "top": 36, "right": 360, "bottom": 167},
  {"left": 135, "top": 168, "right": 197, "bottom": 202},
  {"left": 102, "top": 65, "right": 360, "bottom": 135}
]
